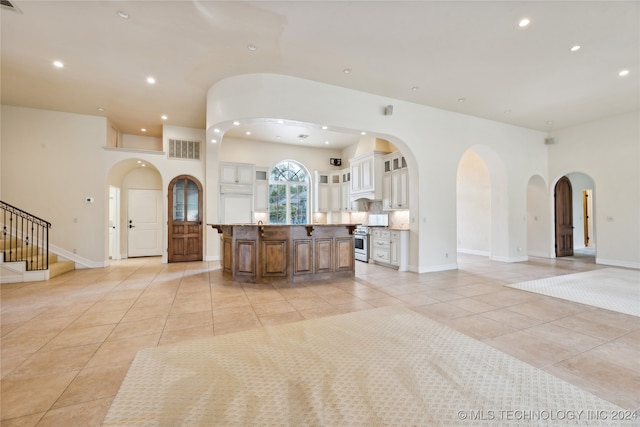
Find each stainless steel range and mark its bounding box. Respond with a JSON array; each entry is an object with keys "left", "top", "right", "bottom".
[{"left": 354, "top": 225, "right": 369, "bottom": 262}]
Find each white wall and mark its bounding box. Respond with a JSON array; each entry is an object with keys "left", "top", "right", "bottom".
[
  {"left": 549, "top": 111, "right": 639, "bottom": 268},
  {"left": 527, "top": 175, "right": 551, "bottom": 257},
  {"left": 1, "top": 106, "right": 108, "bottom": 265},
  {"left": 206, "top": 74, "right": 548, "bottom": 272}
]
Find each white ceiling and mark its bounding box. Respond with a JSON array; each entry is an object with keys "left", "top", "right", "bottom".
[{"left": 1, "top": 1, "right": 638, "bottom": 148}]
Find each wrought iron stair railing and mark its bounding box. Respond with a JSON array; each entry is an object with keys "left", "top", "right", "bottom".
[{"left": 1, "top": 201, "right": 51, "bottom": 271}]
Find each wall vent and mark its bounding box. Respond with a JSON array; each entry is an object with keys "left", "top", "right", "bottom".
[
  {"left": 1, "top": 0, "right": 22, "bottom": 13},
  {"left": 168, "top": 139, "right": 201, "bottom": 160}
]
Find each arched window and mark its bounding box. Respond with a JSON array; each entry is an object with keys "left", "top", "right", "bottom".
[{"left": 269, "top": 160, "right": 309, "bottom": 224}]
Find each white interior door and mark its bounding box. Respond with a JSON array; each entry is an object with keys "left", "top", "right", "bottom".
[
  {"left": 128, "top": 189, "right": 163, "bottom": 257},
  {"left": 109, "top": 186, "right": 120, "bottom": 260}
]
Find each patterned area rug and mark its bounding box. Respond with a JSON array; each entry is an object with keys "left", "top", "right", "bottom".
[
  {"left": 103, "top": 306, "right": 626, "bottom": 426},
  {"left": 507, "top": 268, "right": 640, "bottom": 317}
]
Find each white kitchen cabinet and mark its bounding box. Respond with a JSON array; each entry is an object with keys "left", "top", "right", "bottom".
[
  {"left": 220, "top": 162, "right": 254, "bottom": 185},
  {"left": 349, "top": 151, "right": 384, "bottom": 201},
  {"left": 392, "top": 168, "right": 409, "bottom": 209},
  {"left": 340, "top": 168, "right": 367, "bottom": 212},
  {"left": 330, "top": 175, "right": 341, "bottom": 212},
  {"left": 315, "top": 171, "right": 342, "bottom": 213},
  {"left": 382, "top": 152, "right": 409, "bottom": 210},
  {"left": 220, "top": 193, "right": 253, "bottom": 224},
  {"left": 382, "top": 173, "right": 392, "bottom": 210},
  {"left": 371, "top": 228, "right": 409, "bottom": 271},
  {"left": 254, "top": 167, "right": 269, "bottom": 212}
]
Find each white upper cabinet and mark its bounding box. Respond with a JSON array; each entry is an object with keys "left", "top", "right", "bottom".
[
  {"left": 220, "top": 162, "right": 254, "bottom": 185},
  {"left": 382, "top": 152, "right": 409, "bottom": 210}
]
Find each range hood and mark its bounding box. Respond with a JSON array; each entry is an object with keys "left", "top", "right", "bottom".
[{"left": 349, "top": 151, "right": 385, "bottom": 202}]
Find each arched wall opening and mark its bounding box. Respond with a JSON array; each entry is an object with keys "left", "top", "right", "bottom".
[
  {"left": 456, "top": 149, "right": 491, "bottom": 256},
  {"left": 106, "top": 159, "right": 163, "bottom": 260},
  {"left": 212, "top": 117, "right": 418, "bottom": 242},
  {"left": 205, "top": 74, "right": 549, "bottom": 271},
  {"left": 456, "top": 146, "right": 509, "bottom": 261},
  {"left": 551, "top": 172, "right": 596, "bottom": 260}
]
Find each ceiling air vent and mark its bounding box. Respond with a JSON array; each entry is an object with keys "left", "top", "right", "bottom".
[{"left": 1, "top": 0, "right": 22, "bottom": 13}]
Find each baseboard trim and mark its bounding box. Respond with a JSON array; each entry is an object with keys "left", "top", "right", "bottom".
[
  {"left": 457, "top": 248, "right": 490, "bottom": 257},
  {"left": 412, "top": 262, "right": 458, "bottom": 273},
  {"left": 491, "top": 255, "right": 529, "bottom": 263},
  {"left": 596, "top": 258, "right": 640, "bottom": 270},
  {"left": 50, "top": 244, "right": 107, "bottom": 269}
]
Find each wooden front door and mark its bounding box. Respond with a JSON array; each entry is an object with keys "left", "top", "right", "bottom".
[
  {"left": 168, "top": 175, "right": 203, "bottom": 262},
  {"left": 554, "top": 176, "right": 574, "bottom": 257}
]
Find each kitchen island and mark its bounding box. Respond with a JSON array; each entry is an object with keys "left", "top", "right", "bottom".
[{"left": 209, "top": 224, "right": 357, "bottom": 283}]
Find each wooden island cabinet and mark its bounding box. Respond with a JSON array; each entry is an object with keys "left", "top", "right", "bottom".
[{"left": 208, "top": 224, "right": 357, "bottom": 283}]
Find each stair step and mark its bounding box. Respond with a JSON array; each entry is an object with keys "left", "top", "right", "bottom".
[{"left": 49, "top": 261, "right": 75, "bottom": 279}]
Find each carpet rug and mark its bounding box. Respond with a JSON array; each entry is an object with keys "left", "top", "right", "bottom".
[
  {"left": 507, "top": 268, "right": 640, "bottom": 317},
  {"left": 103, "top": 306, "right": 627, "bottom": 426}
]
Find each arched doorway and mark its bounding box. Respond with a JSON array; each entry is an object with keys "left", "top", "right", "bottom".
[
  {"left": 554, "top": 176, "right": 574, "bottom": 257},
  {"left": 168, "top": 175, "right": 203, "bottom": 262},
  {"left": 553, "top": 173, "right": 596, "bottom": 260},
  {"left": 456, "top": 149, "right": 491, "bottom": 257}
]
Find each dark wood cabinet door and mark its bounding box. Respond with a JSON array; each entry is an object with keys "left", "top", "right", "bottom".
[
  {"left": 168, "top": 175, "right": 203, "bottom": 262},
  {"left": 554, "top": 176, "right": 574, "bottom": 257}
]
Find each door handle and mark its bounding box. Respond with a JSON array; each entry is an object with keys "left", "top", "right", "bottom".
[{"left": 129, "top": 224, "right": 135, "bottom": 228}]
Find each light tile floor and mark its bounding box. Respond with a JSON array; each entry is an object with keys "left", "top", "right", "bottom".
[{"left": 1, "top": 254, "right": 638, "bottom": 425}]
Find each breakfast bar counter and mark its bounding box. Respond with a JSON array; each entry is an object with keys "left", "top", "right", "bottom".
[{"left": 209, "top": 224, "right": 357, "bottom": 283}]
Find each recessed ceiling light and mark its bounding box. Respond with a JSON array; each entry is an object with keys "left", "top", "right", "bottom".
[
  {"left": 97, "top": 107, "right": 104, "bottom": 112},
  {"left": 247, "top": 44, "right": 257, "bottom": 51},
  {"left": 411, "top": 86, "right": 419, "bottom": 91},
  {"left": 321, "top": 125, "right": 328, "bottom": 130},
  {"left": 211, "top": 139, "right": 217, "bottom": 144},
  {"left": 137, "top": 160, "right": 142, "bottom": 164},
  {"left": 233, "top": 121, "right": 240, "bottom": 126},
  {"left": 53, "top": 60, "right": 64, "bottom": 68},
  {"left": 570, "top": 45, "right": 581, "bottom": 52},
  {"left": 619, "top": 69, "right": 630, "bottom": 77},
  {"left": 141, "top": 128, "right": 146, "bottom": 132},
  {"left": 146, "top": 76, "right": 156, "bottom": 84},
  {"left": 361, "top": 131, "right": 367, "bottom": 135},
  {"left": 457, "top": 97, "right": 466, "bottom": 103},
  {"left": 117, "top": 10, "right": 129, "bottom": 19},
  {"left": 343, "top": 68, "right": 352, "bottom": 74},
  {"left": 246, "top": 131, "right": 251, "bottom": 135},
  {"left": 519, "top": 18, "right": 530, "bottom": 27},
  {"left": 141, "top": 164, "right": 146, "bottom": 167},
  {"left": 213, "top": 128, "right": 221, "bottom": 133},
  {"left": 325, "top": 141, "right": 329, "bottom": 145},
  {"left": 277, "top": 120, "right": 284, "bottom": 124},
  {"left": 161, "top": 115, "right": 168, "bottom": 120}
]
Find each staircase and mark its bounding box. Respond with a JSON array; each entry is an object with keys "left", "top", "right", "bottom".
[{"left": 1, "top": 201, "right": 75, "bottom": 283}]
